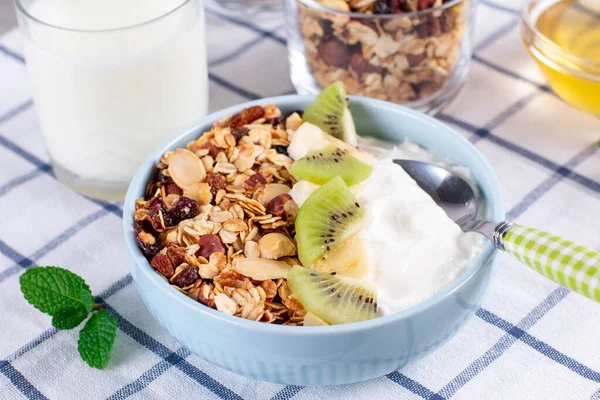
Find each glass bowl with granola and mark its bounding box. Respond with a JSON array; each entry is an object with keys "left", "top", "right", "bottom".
[
  {"left": 124, "top": 86, "right": 504, "bottom": 385},
  {"left": 285, "top": 0, "right": 475, "bottom": 114}
]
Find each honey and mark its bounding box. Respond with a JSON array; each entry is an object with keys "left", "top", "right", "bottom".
[{"left": 523, "top": 0, "right": 600, "bottom": 115}]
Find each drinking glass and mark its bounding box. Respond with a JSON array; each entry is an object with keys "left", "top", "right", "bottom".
[{"left": 15, "top": 0, "right": 209, "bottom": 200}]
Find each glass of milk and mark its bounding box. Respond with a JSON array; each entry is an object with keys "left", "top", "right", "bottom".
[{"left": 15, "top": 0, "right": 209, "bottom": 200}]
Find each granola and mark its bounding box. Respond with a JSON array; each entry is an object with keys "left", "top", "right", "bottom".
[
  {"left": 297, "top": 0, "right": 468, "bottom": 104},
  {"left": 134, "top": 105, "right": 307, "bottom": 325}
]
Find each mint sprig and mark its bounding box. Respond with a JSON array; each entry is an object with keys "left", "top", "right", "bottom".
[{"left": 20, "top": 267, "right": 117, "bottom": 369}]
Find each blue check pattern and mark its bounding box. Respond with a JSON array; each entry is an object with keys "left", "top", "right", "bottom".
[{"left": 1, "top": 0, "right": 599, "bottom": 398}]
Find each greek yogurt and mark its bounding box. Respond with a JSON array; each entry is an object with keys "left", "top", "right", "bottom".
[{"left": 289, "top": 123, "right": 486, "bottom": 315}]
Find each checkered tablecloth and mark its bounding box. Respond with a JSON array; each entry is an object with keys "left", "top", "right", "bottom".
[{"left": 1, "top": 0, "right": 599, "bottom": 398}]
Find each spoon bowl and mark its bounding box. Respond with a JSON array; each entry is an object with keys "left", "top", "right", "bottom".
[{"left": 395, "top": 159, "right": 600, "bottom": 303}]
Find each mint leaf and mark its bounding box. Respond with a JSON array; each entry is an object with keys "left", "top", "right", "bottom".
[
  {"left": 52, "top": 306, "right": 89, "bottom": 330},
  {"left": 20, "top": 267, "right": 93, "bottom": 315},
  {"left": 78, "top": 309, "right": 117, "bottom": 369}
]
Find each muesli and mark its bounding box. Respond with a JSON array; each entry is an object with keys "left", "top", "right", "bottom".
[{"left": 133, "top": 82, "right": 485, "bottom": 326}]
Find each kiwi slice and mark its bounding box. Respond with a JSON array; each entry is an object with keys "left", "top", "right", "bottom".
[
  {"left": 288, "top": 266, "right": 378, "bottom": 325},
  {"left": 289, "top": 145, "right": 372, "bottom": 186},
  {"left": 303, "top": 81, "right": 358, "bottom": 146},
  {"left": 295, "top": 176, "right": 368, "bottom": 267}
]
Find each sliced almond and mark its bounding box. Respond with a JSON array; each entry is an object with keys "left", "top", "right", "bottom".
[
  {"left": 304, "top": 312, "right": 329, "bottom": 326},
  {"left": 168, "top": 149, "right": 206, "bottom": 189},
  {"left": 258, "top": 233, "right": 296, "bottom": 260},
  {"left": 261, "top": 184, "right": 291, "bottom": 206},
  {"left": 232, "top": 258, "right": 292, "bottom": 280},
  {"left": 214, "top": 293, "right": 237, "bottom": 315}
]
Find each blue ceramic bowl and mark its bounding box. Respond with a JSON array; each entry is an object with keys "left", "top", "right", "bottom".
[{"left": 123, "top": 95, "right": 505, "bottom": 386}]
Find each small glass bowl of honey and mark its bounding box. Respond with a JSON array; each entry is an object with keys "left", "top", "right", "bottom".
[{"left": 522, "top": 0, "right": 600, "bottom": 116}]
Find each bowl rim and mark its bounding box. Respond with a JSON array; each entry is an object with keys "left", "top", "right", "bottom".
[{"left": 123, "top": 94, "right": 505, "bottom": 335}]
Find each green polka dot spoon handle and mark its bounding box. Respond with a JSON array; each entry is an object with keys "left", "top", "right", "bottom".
[{"left": 396, "top": 160, "right": 600, "bottom": 302}]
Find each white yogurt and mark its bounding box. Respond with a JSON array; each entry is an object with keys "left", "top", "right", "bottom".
[
  {"left": 23, "top": 0, "right": 208, "bottom": 183},
  {"left": 288, "top": 125, "right": 486, "bottom": 315}
]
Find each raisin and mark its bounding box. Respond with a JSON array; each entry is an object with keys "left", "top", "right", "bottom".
[
  {"left": 157, "top": 169, "right": 170, "bottom": 184},
  {"left": 407, "top": 53, "right": 426, "bottom": 66},
  {"left": 227, "top": 106, "right": 265, "bottom": 128},
  {"left": 416, "top": 15, "right": 441, "bottom": 37},
  {"left": 319, "top": 19, "right": 334, "bottom": 39},
  {"left": 171, "top": 265, "right": 199, "bottom": 287},
  {"left": 245, "top": 172, "right": 267, "bottom": 190},
  {"left": 134, "top": 220, "right": 160, "bottom": 259},
  {"left": 418, "top": 0, "right": 436, "bottom": 9},
  {"left": 203, "top": 141, "right": 220, "bottom": 158},
  {"left": 165, "top": 180, "right": 183, "bottom": 196},
  {"left": 349, "top": 53, "right": 385, "bottom": 75},
  {"left": 166, "top": 247, "right": 187, "bottom": 267},
  {"left": 151, "top": 253, "right": 175, "bottom": 278},
  {"left": 205, "top": 172, "right": 226, "bottom": 196},
  {"left": 273, "top": 146, "right": 289, "bottom": 156},
  {"left": 163, "top": 196, "right": 199, "bottom": 226},
  {"left": 145, "top": 196, "right": 166, "bottom": 230},
  {"left": 318, "top": 38, "right": 352, "bottom": 68},
  {"left": 196, "top": 234, "right": 225, "bottom": 260},
  {"left": 373, "top": 0, "right": 392, "bottom": 14},
  {"left": 265, "top": 116, "right": 283, "bottom": 126},
  {"left": 440, "top": 12, "right": 455, "bottom": 33},
  {"left": 231, "top": 126, "right": 249, "bottom": 141}
]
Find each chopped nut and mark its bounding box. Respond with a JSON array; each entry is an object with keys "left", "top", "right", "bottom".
[
  {"left": 258, "top": 233, "right": 296, "bottom": 260},
  {"left": 196, "top": 234, "right": 225, "bottom": 260},
  {"left": 267, "top": 194, "right": 299, "bottom": 222},
  {"left": 261, "top": 183, "right": 291, "bottom": 206},
  {"left": 244, "top": 241, "right": 261, "bottom": 258}
]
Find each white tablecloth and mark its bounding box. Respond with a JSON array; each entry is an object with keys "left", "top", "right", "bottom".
[{"left": 1, "top": 0, "right": 599, "bottom": 398}]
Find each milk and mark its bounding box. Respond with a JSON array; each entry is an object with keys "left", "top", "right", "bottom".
[{"left": 22, "top": 0, "right": 208, "bottom": 197}]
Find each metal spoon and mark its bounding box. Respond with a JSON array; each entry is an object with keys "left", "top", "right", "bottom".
[{"left": 395, "top": 159, "right": 600, "bottom": 302}]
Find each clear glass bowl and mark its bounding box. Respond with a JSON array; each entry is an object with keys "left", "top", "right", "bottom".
[{"left": 285, "top": 0, "right": 476, "bottom": 114}]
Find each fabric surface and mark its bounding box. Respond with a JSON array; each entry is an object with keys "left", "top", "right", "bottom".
[{"left": 1, "top": 0, "right": 599, "bottom": 398}]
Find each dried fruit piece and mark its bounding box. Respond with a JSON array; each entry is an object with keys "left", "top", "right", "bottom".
[
  {"left": 231, "top": 126, "right": 250, "bottom": 141},
  {"left": 171, "top": 265, "right": 199, "bottom": 287},
  {"left": 166, "top": 247, "right": 187, "bottom": 267},
  {"left": 317, "top": 39, "right": 353, "bottom": 68},
  {"left": 151, "top": 253, "right": 175, "bottom": 279},
  {"left": 134, "top": 221, "right": 160, "bottom": 258},
  {"left": 205, "top": 172, "right": 226, "bottom": 196},
  {"left": 258, "top": 233, "right": 296, "bottom": 260},
  {"left": 232, "top": 258, "right": 292, "bottom": 280},
  {"left": 227, "top": 106, "right": 265, "bottom": 128},
  {"left": 196, "top": 234, "right": 225, "bottom": 260},
  {"left": 168, "top": 149, "right": 207, "bottom": 189},
  {"left": 163, "top": 196, "right": 199, "bottom": 226},
  {"left": 204, "top": 142, "right": 220, "bottom": 158},
  {"left": 349, "top": 53, "right": 385, "bottom": 75}
]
